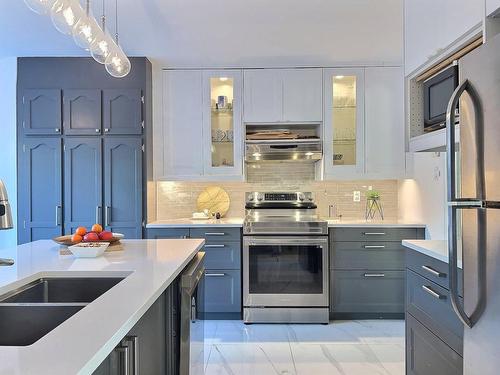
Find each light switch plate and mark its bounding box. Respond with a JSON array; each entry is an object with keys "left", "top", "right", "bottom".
[{"left": 353, "top": 191, "right": 361, "bottom": 202}]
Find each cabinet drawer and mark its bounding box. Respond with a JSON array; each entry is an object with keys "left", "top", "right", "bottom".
[
  {"left": 331, "top": 270, "right": 404, "bottom": 313},
  {"left": 146, "top": 228, "right": 189, "bottom": 239},
  {"left": 406, "top": 269, "right": 463, "bottom": 355},
  {"left": 406, "top": 313, "right": 463, "bottom": 375},
  {"left": 190, "top": 227, "right": 241, "bottom": 243},
  {"left": 331, "top": 241, "right": 405, "bottom": 270},
  {"left": 406, "top": 249, "right": 463, "bottom": 296},
  {"left": 331, "top": 227, "right": 421, "bottom": 242},
  {"left": 203, "top": 242, "right": 241, "bottom": 269},
  {"left": 198, "top": 269, "right": 241, "bottom": 313}
]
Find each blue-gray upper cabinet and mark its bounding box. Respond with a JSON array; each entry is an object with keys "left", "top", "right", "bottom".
[
  {"left": 63, "top": 138, "right": 102, "bottom": 234},
  {"left": 104, "top": 138, "right": 142, "bottom": 238},
  {"left": 18, "top": 138, "right": 62, "bottom": 244},
  {"left": 22, "top": 89, "right": 62, "bottom": 135},
  {"left": 63, "top": 89, "right": 102, "bottom": 135},
  {"left": 103, "top": 89, "right": 143, "bottom": 135}
]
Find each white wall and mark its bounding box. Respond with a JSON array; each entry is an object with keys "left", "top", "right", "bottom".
[
  {"left": 398, "top": 152, "right": 447, "bottom": 239},
  {"left": 0, "top": 57, "right": 18, "bottom": 249}
]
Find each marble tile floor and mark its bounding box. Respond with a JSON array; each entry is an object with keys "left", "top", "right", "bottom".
[{"left": 202, "top": 320, "right": 405, "bottom": 375}]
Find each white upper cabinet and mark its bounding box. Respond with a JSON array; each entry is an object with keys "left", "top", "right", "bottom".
[
  {"left": 163, "top": 70, "right": 204, "bottom": 179},
  {"left": 243, "top": 68, "right": 322, "bottom": 123},
  {"left": 404, "top": 0, "right": 483, "bottom": 75},
  {"left": 281, "top": 69, "right": 323, "bottom": 122},
  {"left": 487, "top": 0, "right": 500, "bottom": 17},
  {"left": 364, "top": 67, "right": 405, "bottom": 178},
  {"left": 202, "top": 70, "right": 243, "bottom": 177},
  {"left": 323, "top": 68, "right": 365, "bottom": 179}
]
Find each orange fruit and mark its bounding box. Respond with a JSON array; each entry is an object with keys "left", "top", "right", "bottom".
[
  {"left": 75, "top": 227, "right": 87, "bottom": 236},
  {"left": 91, "top": 224, "right": 103, "bottom": 233},
  {"left": 71, "top": 234, "right": 83, "bottom": 243}
]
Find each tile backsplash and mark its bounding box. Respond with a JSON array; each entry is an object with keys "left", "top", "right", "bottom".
[{"left": 155, "top": 164, "right": 398, "bottom": 221}]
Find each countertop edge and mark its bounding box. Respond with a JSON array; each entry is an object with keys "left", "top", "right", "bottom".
[{"left": 401, "top": 239, "right": 462, "bottom": 268}]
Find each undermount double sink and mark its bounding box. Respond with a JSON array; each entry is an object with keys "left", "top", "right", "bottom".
[{"left": 0, "top": 276, "right": 125, "bottom": 346}]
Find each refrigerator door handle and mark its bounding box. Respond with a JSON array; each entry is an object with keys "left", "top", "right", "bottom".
[{"left": 446, "top": 78, "right": 486, "bottom": 329}]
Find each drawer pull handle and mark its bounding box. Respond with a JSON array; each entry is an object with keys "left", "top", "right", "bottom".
[
  {"left": 421, "top": 265, "right": 446, "bottom": 278},
  {"left": 205, "top": 244, "right": 225, "bottom": 248},
  {"left": 205, "top": 232, "right": 226, "bottom": 236},
  {"left": 205, "top": 273, "right": 226, "bottom": 277},
  {"left": 363, "top": 245, "right": 385, "bottom": 249},
  {"left": 422, "top": 285, "right": 446, "bottom": 300},
  {"left": 363, "top": 232, "right": 386, "bottom": 236},
  {"left": 363, "top": 273, "right": 385, "bottom": 277}
]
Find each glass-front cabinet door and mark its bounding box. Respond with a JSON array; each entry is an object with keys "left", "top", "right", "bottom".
[
  {"left": 323, "top": 68, "right": 365, "bottom": 178},
  {"left": 202, "top": 70, "right": 243, "bottom": 177}
]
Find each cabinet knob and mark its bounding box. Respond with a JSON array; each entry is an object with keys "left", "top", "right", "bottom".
[
  {"left": 55, "top": 128, "right": 60, "bottom": 132},
  {"left": 95, "top": 128, "right": 100, "bottom": 133},
  {"left": 104, "top": 128, "right": 109, "bottom": 133}
]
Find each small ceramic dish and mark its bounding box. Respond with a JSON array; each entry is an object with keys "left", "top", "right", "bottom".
[{"left": 68, "top": 242, "right": 109, "bottom": 258}]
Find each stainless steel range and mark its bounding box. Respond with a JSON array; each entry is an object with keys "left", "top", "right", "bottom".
[{"left": 243, "top": 192, "right": 329, "bottom": 324}]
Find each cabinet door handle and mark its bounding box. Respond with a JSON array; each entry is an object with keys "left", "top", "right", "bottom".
[
  {"left": 105, "top": 206, "right": 111, "bottom": 227},
  {"left": 421, "top": 265, "right": 446, "bottom": 278},
  {"left": 115, "top": 345, "right": 130, "bottom": 375},
  {"left": 205, "top": 273, "right": 226, "bottom": 277},
  {"left": 422, "top": 285, "right": 446, "bottom": 300},
  {"left": 205, "top": 244, "right": 225, "bottom": 248},
  {"left": 363, "top": 245, "right": 385, "bottom": 249},
  {"left": 204, "top": 232, "right": 225, "bottom": 236},
  {"left": 191, "top": 296, "right": 197, "bottom": 323},
  {"left": 363, "top": 273, "right": 385, "bottom": 277},
  {"left": 123, "top": 336, "right": 139, "bottom": 375},
  {"left": 55, "top": 205, "right": 62, "bottom": 226},
  {"left": 363, "top": 232, "right": 386, "bottom": 236},
  {"left": 95, "top": 206, "right": 102, "bottom": 225}
]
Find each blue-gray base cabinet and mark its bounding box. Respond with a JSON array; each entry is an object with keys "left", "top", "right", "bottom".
[
  {"left": 405, "top": 248, "right": 463, "bottom": 375},
  {"left": 17, "top": 57, "right": 151, "bottom": 244},
  {"left": 93, "top": 279, "right": 179, "bottom": 375},
  {"left": 146, "top": 227, "right": 242, "bottom": 319},
  {"left": 329, "top": 227, "right": 424, "bottom": 320}
]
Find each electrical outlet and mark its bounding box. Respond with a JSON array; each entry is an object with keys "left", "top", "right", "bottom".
[{"left": 353, "top": 191, "right": 361, "bottom": 202}]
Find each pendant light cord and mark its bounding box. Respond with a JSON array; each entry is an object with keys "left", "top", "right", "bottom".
[
  {"left": 85, "top": 0, "right": 90, "bottom": 16},
  {"left": 114, "top": 0, "right": 119, "bottom": 44},
  {"left": 101, "top": 0, "right": 106, "bottom": 30}
]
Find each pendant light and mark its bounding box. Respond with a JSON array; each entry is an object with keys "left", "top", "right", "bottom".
[
  {"left": 23, "top": 0, "right": 57, "bottom": 15},
  {"left": 72, "top": 0, "right": 101, "bottom": 50},
  {"left": 105, "top": 0, "right": 130, "bottom": 78},
  {"left": 50, "top": 0, "right": 85, "bottom": 35},
  {"left": 89, "top": 0, "right": 113, "bottom": 64}
]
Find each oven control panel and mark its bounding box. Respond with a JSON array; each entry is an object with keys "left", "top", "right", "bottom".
[{"left": 246, "top": 192, "right": 314, "bottom": 204}]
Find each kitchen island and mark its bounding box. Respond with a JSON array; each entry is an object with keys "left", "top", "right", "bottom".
[{"left": 0, "top": 238, "right": 204, "bottom": 375}]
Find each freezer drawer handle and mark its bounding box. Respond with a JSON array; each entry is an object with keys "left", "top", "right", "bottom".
[
  {"left": 363, "top": 232, "right": 385, "bottom": 236},
  {"left": 422, "top": 285, "right": 446, "bottom": 300},
  {"left": 363, "top": 245, "right": 385, "bottom": 249},
  {"left": 205, "top": 272, "right": 226, "bottom": 277},
  {"left": 421, "top": 265, "right": 445, "bottom": 278},
  {"left": 363, "top": 273, "right": 385, "bottom": 277}
]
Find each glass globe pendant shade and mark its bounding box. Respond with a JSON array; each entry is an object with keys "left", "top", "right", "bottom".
[
  {"left": 89, "top": 32, "right": 114, "bottom": 64},
  {"left": 72, "top": 13, "right": 101, "bottom": 50},
  {"left": 23, "top": 0, "right": 57, "bottom": 15},
  {"left": 50, "top": 0, "right": 84, "bottom": 35},
  {"left": 105, "top": 47, "right": 131, "bottom": 78}
]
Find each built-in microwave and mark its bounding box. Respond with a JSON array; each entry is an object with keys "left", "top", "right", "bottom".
[{"left": 424, "top": 64, "right": 459, "bottom": 132}]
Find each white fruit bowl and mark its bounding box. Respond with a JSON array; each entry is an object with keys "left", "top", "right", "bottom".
[{"left": 68, "top": 242, "right": 109, "bottom": 258}]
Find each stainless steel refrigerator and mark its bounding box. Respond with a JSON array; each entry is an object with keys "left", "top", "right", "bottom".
[{"left": 446, "top": 32, "right": 500, "bottom": 375}]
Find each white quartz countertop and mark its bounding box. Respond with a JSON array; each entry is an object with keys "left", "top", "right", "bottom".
[
  {"left": 0, "top": 238, "right": 204, "bottom": 375},
  {"left": 146, "top": 218, "right": 244, "bottom": 228},
  {"left": 146, "top": 218, "right": 425, "bottom": 229},
  {"left": 402, "top": 239, "right": 462, "bottom": 269},
  {"left": 325, "top": 219, "right": 426, "bottom": 228}
]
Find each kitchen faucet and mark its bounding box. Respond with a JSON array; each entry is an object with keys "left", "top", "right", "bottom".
[{"left": 0, "top": 179, "right": 15, "bottom": 266}]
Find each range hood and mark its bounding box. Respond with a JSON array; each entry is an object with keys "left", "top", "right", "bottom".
[{"left": 245, "top": 138, "right": 322, "bottom": 162}]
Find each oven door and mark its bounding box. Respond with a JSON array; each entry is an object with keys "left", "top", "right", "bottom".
[{"left": 243, "top": 236, "right": 329, "bottom": 307}]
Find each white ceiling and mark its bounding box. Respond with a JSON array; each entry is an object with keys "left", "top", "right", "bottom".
[{"left": 0, "top": 0, "right": 403, "bottom": 68}]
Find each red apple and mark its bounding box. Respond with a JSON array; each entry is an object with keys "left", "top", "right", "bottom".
[
  {"left": 99, "top": 231, "right": 113, "bottom": 241},
  {"left": 83, "top": 232, "right": 100, "bottom": 242}
]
